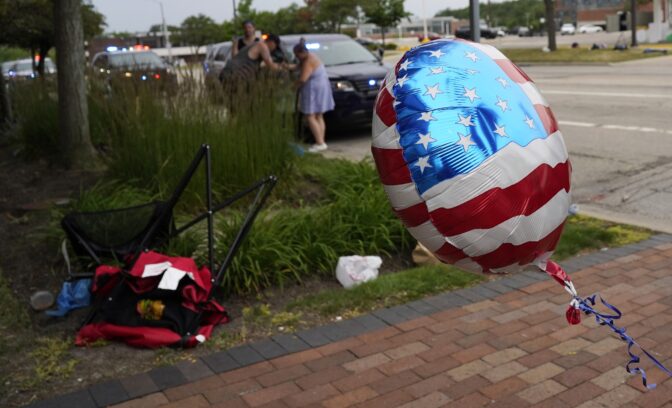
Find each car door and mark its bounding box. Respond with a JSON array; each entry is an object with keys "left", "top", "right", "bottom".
[{"left": 212, "top": 44, "right": 231, "bottom": 78}]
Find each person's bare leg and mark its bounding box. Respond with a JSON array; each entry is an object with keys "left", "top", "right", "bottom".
[
  {"left": 306, "top": 114, "right": 322, "bottom": 144},
  {"left": 317, "top": 114, "right": 326, "bottom": 144}
]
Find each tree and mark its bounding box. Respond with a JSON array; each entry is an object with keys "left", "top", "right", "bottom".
[
  {"left": 437, "top": 0, "right": 545, "bottom": 32},
  {"left": 543, "top": 0, "right": 557, "bottom": 51},
  {"left": 0, "top": 0, "right": 105, "bottom": 75},
  {"left": 175, "top": 14, "right": 224, "bottom": 54},
  {"left": 361, "top": 0, "right": 409, "bottom": 44},
  {"left": 54, "top": 0, "right": 96, "bottom": 168},
  {"left": 317, "top": 0, "right": 360, "bottom": 32}
]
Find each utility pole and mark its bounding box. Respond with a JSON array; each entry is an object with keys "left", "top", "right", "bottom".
[
  {"left": 157, "top": 1, "right": 172, "bottom": 62},
  {"left": 422, "top": 0, "right": 428, "bottom": 41},
  {"left": 630, "top": 0, "right": 638, "bottom": 46},
  {"left": 232, "top": 0, "right": 237, "bottom": 20},
  {"left": 469, "top": 0, "right": 481, "bottom": 42}
]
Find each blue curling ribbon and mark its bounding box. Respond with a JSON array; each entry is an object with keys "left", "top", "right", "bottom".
[{"left": 575, "top": 294, "right": 672, "bottom": 389}]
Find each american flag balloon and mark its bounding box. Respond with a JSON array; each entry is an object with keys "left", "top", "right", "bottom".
[
  {"left": 372, "top": 39, "right": 672, "bottom": 389},
  {"left": 372, "top": 39, "right": 571, "bottom": 275}
]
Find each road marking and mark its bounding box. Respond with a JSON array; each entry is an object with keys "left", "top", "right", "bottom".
[
  {"left": 559, "top": 120, "right": 672, "bottom": 135},
  {"left": 558, "top": 120, "right": 596, "bottom": 128},
  {"left": 542, "top": 90, "right": 672, "bottom": 99}
]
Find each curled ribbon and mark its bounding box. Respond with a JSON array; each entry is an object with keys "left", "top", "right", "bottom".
[
  {"left": 542, "top": 260, "right": 672, "bottom": 390},
  {"left": 574, "top": 295, "right": 672, "bottom": 389}
]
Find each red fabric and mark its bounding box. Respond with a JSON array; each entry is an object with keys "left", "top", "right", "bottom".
[{"left": 76, "top": 251, "right": 229, "bottom": 348}]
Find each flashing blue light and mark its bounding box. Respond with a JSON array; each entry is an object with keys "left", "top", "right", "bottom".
[
  {"left": 141, "top": 75, "right": 147, "bottom": 81},
  {"left": 306, "top": 42, "right": 320, "bottom": 50},
  {"left": 106, "top": 46, "right": 118, "bottom": 52},
  {"left": 368, "top": 79, "right": 376, "bottom": 86}
]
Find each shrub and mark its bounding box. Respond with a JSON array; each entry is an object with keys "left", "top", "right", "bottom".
[
  {"left": 11, "top": 80, "right": 59, "bottom": 158},
  {"left": 89, "top": 73, "right": 297, "bottom": 207},
  {"left": 213, "top": 157, "right": 413, "bottom": 294},
  {"left": 383, "top": 42, "right": 398, "bottom": 50}
]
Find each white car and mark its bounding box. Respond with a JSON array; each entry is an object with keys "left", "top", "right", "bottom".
[
  {"left": 560, "top": 23, "right": 576, "bottom": 35},
  {"left": 579, "top": 24, "right": 603, "bottom": 34}
]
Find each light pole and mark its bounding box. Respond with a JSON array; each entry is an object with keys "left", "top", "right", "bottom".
[
  {"left": 469, "top": 0, "right": 481, "bottom": 42},
  {"left": 232, "top": 0, "right": 237, "bottom": 20},
  {"left": 422, "top": 0, "right": 428, "bottom": 41},
  {"left": 150, "top": 0, "right": 173, "bottom": 62}
]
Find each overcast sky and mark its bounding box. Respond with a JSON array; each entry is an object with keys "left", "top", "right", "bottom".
[{"left": 90, "top": 0, "right": 470, "bottom": 33}]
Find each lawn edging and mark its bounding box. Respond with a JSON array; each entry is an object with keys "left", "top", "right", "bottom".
[{"left": 27, "top": 233, "right": 672, "bottom": 408}]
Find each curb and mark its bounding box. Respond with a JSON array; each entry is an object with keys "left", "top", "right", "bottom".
[{"left": 27, "top": 233, "right": 672, "bottom": 408}]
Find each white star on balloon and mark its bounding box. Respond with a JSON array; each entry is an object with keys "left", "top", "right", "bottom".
[
  {"left": 416, "top": 132, "right": 436, "bottom": 150},
  {"left": 466, "top": 69, "right": 479, "bottom": 75},
  {"left": 524, "top": 115, "right": 536, "bottom": 128},
  {"left": 396, "top": 74, "right": 409, "bottom": 88},
  {"left": 424, "top": 83, "right": 443, "bottom": 100},
  {"left": 456, "top": 132, "right": 477, "bottom": 152},
  {"left": 465, "top": 51, "right": 479, "bottom": 62},
  {"left": 429, "top": 66, "right": 445, "bottom": 75},
  {"left": 428, "top": 49, "right": 445, "bottom": 59},
  {"left": 495, "top": 96, "right": 510, "bottom": 112},
  {"left": 456, "top": 114, "right": 475, "bottom": 127},
  {"left": 463, "top": 87, "right": 479, "bottom": 103},
  {"left": 416, "top": 156, "right": 432, "bottom": 173},
  {"left": 399, "top": 59, "right": 412, "bottom": 71},
  {"left": 418, "top": 111, "right": 437, "bottom": 122},
  {"left": 496, "top": 77, "right": 509, "bottom": 88},
  {"left": 494, "top": 124, "right": 508, "bottom": 137}
]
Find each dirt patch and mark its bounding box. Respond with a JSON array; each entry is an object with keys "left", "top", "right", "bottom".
[{"left": 0, "top": 140, "right": 415, "bottom": 407}]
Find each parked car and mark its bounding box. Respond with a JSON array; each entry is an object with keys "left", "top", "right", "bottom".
[
  {"left": 492, "top": 27, "right": 507, "bottom": 37},
  {"left": 517, "top": 26, "right": 533, "bottom": 37},
  {"left": 455, "top": 25, "right": 498, "bottom": 40},
  {"left": 560, "top": 23, "right": 576, "bottom": 35},
  {"left": 579, "top": 24, "right": 603, "bottom": 34},
  {"left": 91, "top": 49, "right": 177, "bottom": 89},
  {"left": 416, "top": 32, "right": 443, "bottom": 42},
  {"left": 280, "top": 33, "right": 390, "bottom": 130},
  {"left": 2, "top": 57, "right": 56, "bottom": 80},
  {"left": 203, "top": 42, "right": 232, "bottom": 84}
]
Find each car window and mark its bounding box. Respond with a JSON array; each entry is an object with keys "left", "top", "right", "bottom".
[
  {"left": 284, "top": 39, "right": 378, "bottom": 66},
  {"left": 215, "top": 45, "right": 231, "bottom": 62},
  {"left": 12, "top": 61, "right": 34, "bottom": 72},
  {"left": 108, "top": 52, "right": 167, "bottom": 69}
]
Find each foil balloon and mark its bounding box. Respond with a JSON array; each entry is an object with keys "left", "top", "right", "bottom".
[
  {"left": 372, "top": 39, "right": 672, "bottom": 389},
  {"left": 372, "top": 39, "right": 570, "bottom": 275}
]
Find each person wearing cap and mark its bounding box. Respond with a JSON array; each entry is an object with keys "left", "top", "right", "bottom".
[{"left": 220, "top": 33, "right": 284, "bottom": 84}]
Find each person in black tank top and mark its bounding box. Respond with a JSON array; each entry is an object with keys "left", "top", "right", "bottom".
[{"left": 232, "top": 20, "right": 259, "bottom": 58}]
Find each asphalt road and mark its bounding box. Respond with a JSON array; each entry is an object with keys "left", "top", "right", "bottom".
[{"left": 323, "top": 55, "right": 672, "bottom": 233}]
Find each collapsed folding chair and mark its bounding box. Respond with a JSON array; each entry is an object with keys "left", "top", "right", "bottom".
[{"left": 62, "top": 144, "right": 276, "bottom": 348}]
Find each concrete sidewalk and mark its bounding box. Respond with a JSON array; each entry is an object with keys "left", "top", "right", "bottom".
[{"left": 31, "top": 235, "right": 672, "bottom": 408}]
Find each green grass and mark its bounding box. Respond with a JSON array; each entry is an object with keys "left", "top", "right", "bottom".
[
  {"left": 501, "top": 46, "right": 666, "bottom": 63},
  {"left": 287, "top": 264, "right": 483, "bottom": 318},
  {"left": 213, "top": 156, "right": 413, "bottom": 294},
  {"left": 554, "top": 214, "right": 652, "bottom": 260}
]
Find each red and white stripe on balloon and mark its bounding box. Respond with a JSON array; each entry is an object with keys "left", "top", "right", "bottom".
[{"left": 371, "top": 39, "right": 571, "bottom": 274}]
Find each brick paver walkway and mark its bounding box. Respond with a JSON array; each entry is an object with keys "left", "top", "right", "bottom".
[{"left": 31, "top": 235, "right": 672, "bottom": 407}]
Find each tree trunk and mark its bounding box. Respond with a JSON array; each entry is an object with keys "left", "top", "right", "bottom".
[
  {"left": 381, "top": 27, "right": 386, "bottom": 45},
  {"left": 37, "top": 43, "right": 50, "bottom": 77},
  {"left": 54, "top": 0, "right": 97, "bottom": 168},
  {"left": 544, "top": 0, "right": 557, "bottom": 51},
  {"left": 0, "top": 72, "right": 11, "bottom": 129}
]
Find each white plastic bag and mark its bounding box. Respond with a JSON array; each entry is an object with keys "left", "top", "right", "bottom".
[{"left": 336, "top": 255, "right": 382, "bottom": 289}]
